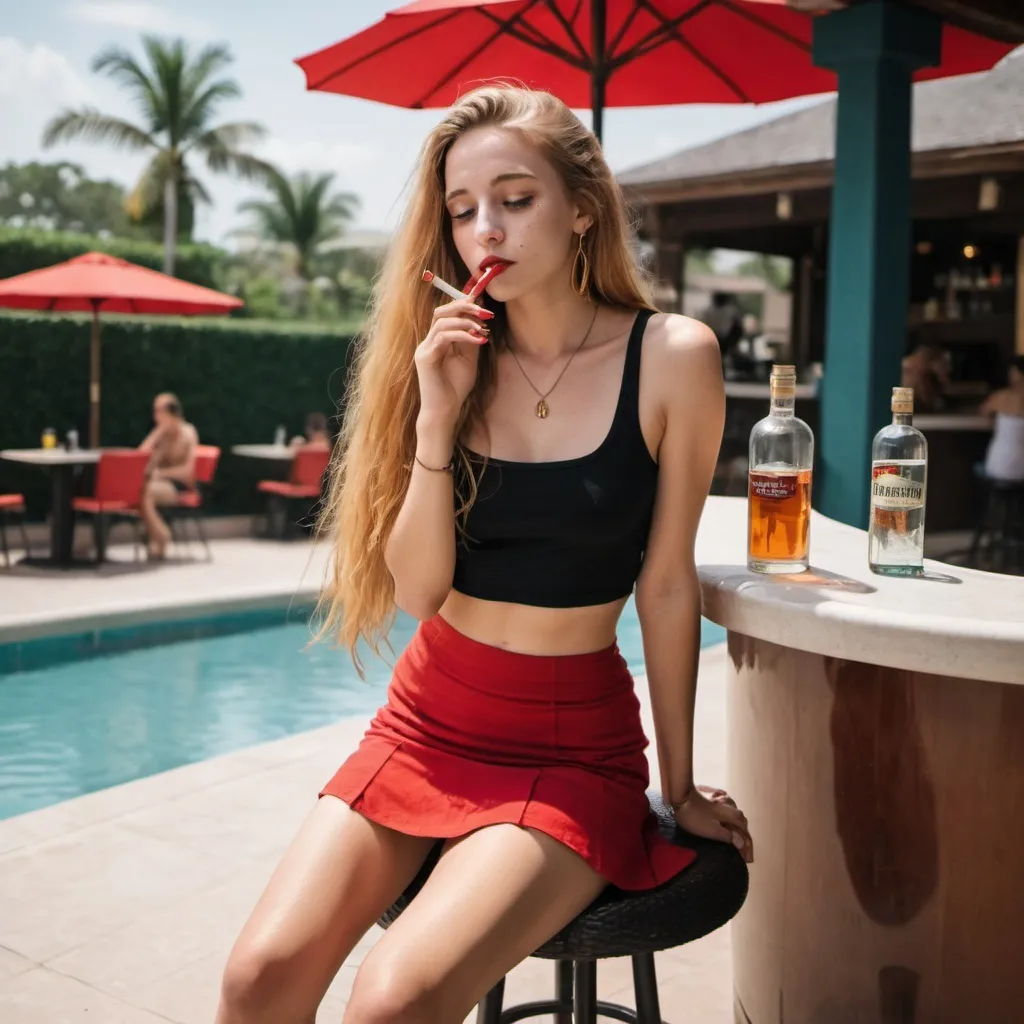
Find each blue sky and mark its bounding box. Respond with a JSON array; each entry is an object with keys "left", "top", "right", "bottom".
[{"left": 2, "top": 0, "right": 823, "bottom": 246}]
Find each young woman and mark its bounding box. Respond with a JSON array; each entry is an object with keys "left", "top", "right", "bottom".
[{"left": 216, "top": 85, "right": 753, "bottom": 1024}]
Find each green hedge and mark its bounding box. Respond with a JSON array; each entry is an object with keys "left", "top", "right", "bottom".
[
  {"left": 0, "top": 311, "right": 356, "bottom": 521},
  {"left": 0, "top": 227, "right": 227, "bottom": 291}
]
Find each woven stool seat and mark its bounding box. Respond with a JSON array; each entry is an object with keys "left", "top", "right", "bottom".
[
  {"left": 381, "top": 794, "right": 747, "bottom": 957},
  {"left": 379, "top": 794, "right": 748, "bottom": 1022}
]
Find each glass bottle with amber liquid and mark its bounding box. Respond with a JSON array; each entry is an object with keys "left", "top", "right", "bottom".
[
  {"left": 748, "top": 365, "right": 814, "bottom": 573},
  {"left": 868, "top": 387, "right": 927, "bottom": 576}
]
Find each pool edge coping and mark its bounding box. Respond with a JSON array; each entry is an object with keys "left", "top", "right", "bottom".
[{"left": 0, "top": 584, "right": 321, "bottom": 645}]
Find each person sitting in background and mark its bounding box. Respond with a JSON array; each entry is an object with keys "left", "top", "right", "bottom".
[
  {"left": 901, "top": 343, "right": 951, "bottom": 413},
  {"left": 289, "top": 411, "right": 332, "bottom": 450},
  {"left": 979, "top": 355, "right": 1024, "bottom": 482},
  {"left": 699, "top": 291, "right": 743, "bottom": 360},
  {"left": 138, "top": 392, "right": 197, "bottom": 560}
]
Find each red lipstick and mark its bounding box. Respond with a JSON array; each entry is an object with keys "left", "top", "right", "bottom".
[{"left": 465, "top": 258, "right": 513, "bottom": 299}]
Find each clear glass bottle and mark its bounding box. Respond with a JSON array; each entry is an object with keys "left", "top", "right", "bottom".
[
  {"left": 747, "top": 364, "right": 814, "bottom": 573},
  {"left": 868, "top": 387, "right": 928, "bottom": 576}
]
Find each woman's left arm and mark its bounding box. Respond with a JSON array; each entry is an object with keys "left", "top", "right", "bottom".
[{"left": 634, "top": 314, "right": 753, "bottom": 863}]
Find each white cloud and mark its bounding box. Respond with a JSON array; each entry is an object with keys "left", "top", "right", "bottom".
[
  {"left": 0, "top": 36, "right": 148, "bottom": 204},
  {"left": 68, "top": 1, "right": 214, "bottom": 39},
  {"left": 254, "top": 137, "right": 381, "bottom": 177},
  {"left": 0, "top": 37, "right": 95, "bottom": 109}
]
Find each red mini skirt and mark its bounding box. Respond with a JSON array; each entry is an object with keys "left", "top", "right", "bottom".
[{"left": 320, "top": 615, "right": 696, "bottom": 891}]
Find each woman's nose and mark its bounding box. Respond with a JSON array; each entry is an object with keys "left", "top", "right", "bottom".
[{"left": 474, "top": 210, "right": 504, "bottom": 247}]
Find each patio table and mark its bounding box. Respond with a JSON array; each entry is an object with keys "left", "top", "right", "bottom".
[
  {"left": 0, "top": 448, "right": 101, "bottom": 568},
  {"left": 231, "top": 444, "right": 295, "bottom": 462},
  {"left": 232, "top": 444, "right": 298, "bottom": 539}
]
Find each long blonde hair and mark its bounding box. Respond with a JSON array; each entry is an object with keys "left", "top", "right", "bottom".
[{"left": 316, "top": 84, "right": 656, "bottom": 664}]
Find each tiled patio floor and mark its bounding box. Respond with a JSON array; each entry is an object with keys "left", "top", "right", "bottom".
[{"left": 0, "top": 539, "right": 736, "bottom": 1023}]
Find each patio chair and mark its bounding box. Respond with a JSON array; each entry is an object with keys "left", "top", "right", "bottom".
[
  {"left": 71, "top": 450, "right": 150, "bottom": 563},
  {"left": 0, "top": 493, "right": 31, "bottom": 568},
  {"left": 257, "top": 446, "right": 330, "bottom": 539},
  {"left": 166, "top": 444, "right": 221, "bottom": 561}
]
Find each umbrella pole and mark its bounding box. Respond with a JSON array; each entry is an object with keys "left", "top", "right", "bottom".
[
  {"left": 591, "top": 0, "right": 606, "bottom": 144},
  {"left": 89, "top": 302, "right": 101, "bottom": 449}
]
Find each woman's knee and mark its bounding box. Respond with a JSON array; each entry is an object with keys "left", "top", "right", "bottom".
[
  {"left": 219, "top": 934, "right": 300, "bottom": 1020},
  {"left": 344, "top": 955, "right": 444, "bottom": 1024}
]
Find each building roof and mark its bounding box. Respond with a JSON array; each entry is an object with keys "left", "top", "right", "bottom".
[{"left": 618, "top": 51, "right": 1024, "bottom": 191}]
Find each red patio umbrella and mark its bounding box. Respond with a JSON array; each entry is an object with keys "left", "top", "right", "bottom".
[
  {"left": 0, "top": 251, "right": 243, "bottom": 447},
  {"left": 294, "top": 0, "right": 1015, "bottom": 142}
]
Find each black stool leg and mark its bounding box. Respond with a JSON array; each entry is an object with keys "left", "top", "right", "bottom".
[
  {"left": 632, "top": 953, "right": 662, "bottom": 1024},
  {"left": 556, "top": 959, "right": 574, "bottom": 1024},
  {"left": 574, "top": 959, "right": 597, "bottom": 1024},
  {"left": 0, "top": 516, "right": 10, "bottom": 568},
  {"left": 476, "top": 975, "right": 504, "bottom": 1024}
]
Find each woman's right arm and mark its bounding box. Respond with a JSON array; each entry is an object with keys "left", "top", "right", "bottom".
[
  {"left": 384, "top": 297, "right": 491, "bottom": 620},
  {"left": 384, "top": 414, "right": 459, "bottom": 620}
]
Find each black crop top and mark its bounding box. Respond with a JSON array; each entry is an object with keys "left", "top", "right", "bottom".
[{"left": 452, "top": 308, "right": 659, "bottom": 607}]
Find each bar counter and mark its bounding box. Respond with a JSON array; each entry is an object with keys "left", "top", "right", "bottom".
[{"left": 695, "top": 497, "right": 1024, "bottom": 1024}]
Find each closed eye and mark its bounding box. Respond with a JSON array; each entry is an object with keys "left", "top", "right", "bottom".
[{"left": 450, "top": 196, "right": 535, "bottom": 221}]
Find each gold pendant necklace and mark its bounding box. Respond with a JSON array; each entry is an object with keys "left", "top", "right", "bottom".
[{"left": 507, "top": 304, "right": 599, "bottom": 419}]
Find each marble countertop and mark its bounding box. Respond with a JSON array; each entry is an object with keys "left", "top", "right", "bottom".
[
  {"left": 915, "top": 414, "right": 992, "bottom": 431},
  {"left": 696, "top": 497, "right": 1023, "bottom": 686}
]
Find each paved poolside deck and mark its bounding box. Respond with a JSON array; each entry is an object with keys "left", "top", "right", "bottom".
[
  {"left": 0, "top": 538, "right": 331, "bottom": 642},
  {"left": 0, "top": 538, "right": 736, "bottom": 1023}
]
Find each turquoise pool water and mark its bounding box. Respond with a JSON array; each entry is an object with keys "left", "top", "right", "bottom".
[{"left": 0, "top": 602, "right": 726, "bottom": 820}]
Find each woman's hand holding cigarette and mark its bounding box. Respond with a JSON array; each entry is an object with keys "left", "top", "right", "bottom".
[{"left": 414, "top": 298, "right": 494, "bottom": 427}]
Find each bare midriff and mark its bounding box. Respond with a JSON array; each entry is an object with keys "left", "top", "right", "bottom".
[{"left": 438, "top": 589, "right": 629, "bottom": 655}]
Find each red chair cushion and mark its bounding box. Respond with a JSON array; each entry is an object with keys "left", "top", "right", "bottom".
[
  {"left": 258, "top": 481, "right": 322, "bottom": 498},
  {"left": 72, "top": 498, "right": 136, "bottom": 514},
  {"left": 0, "top": 493, "right": 25, "bottom": 510}
]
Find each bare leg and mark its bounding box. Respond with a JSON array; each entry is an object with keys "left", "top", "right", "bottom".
[
  {"left": 344, "top": 824, "right": 607, "bottom": 1024},
  {"left": 216, "top": 796, "right": 436, "bottom": 1024},
  {"left": 140, "top": 478, "right": 176, "bottom": 556}
]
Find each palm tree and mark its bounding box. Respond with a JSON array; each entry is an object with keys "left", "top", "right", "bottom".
[
  {"left": 237, "top": 171, "right": 360, "bottom": 280},
  {"left": 43, "top": 36, "right": 275, "bottom": 275}
]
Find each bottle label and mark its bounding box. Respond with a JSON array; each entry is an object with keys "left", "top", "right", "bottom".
[
  {"left": 871, "top": 463, "right": 925, "bottom": 510},
  {"left": 749, "top": 472, "right": 799, "bottom": 501}
]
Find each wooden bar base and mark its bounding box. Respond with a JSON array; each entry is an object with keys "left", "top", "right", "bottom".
[{"left": 727, "top": 632, "right": 1024, "bottom": 1024}]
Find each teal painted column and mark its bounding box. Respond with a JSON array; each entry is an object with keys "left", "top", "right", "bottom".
[{"left": 813, "top": 1, "right": 941, "bottom": 527}]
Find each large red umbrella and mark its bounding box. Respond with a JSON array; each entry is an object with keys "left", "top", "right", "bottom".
[
  {"left": 295, "top": 0, "right": 1015, "bottom": 142},
  {"left": 0, "top": 251, "right": 242, "bottom": 447}
]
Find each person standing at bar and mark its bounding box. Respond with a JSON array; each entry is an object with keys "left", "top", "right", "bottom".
[{"left": 980, "top": 355, "right": 1024, "bottom": 482}]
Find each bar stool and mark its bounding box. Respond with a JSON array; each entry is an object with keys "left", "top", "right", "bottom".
[
  {"left": 969, "top": 471, "right": 1024, "bottom": 573},
  {"left": 378, "top": 795, "right": 749, "bottom": 1023}
]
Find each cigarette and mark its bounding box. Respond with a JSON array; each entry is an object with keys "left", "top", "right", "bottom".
[
  {"left": 421, "top": 270, "right": 466, "bottom": 302},
  {"left": 466, "top": 264, "right": 498, "bottom": 301}
]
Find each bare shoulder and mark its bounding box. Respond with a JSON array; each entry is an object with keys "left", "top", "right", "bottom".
[
  {"left": 643, "top": 312, "right": 723, "bottom": 407},
  {"left": 645, "top": 312, "right": 720, "bottom": 371}
]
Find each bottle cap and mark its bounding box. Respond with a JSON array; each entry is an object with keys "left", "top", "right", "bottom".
[
  {"left": 770, "top": 364, "right": 797, "bottom": 396},
  {"left": 892, "top": 386, "right": 914, "bottom": 414}
]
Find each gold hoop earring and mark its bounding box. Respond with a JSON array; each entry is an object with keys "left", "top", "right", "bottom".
[
  {"left": 573, "top": 231, "right": 590, "bottom": 296},
  {"left": 573, "top": 230, "right": 590, "bottom": 296}
]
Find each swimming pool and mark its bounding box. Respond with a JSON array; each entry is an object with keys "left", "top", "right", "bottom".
[{"left": 0, "top": 602, "right": 726, "bottom": 820}]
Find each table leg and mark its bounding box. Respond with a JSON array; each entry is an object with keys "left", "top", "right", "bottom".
[{"left": 50, "top": 464, "right": 77, "bottom": 566}]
